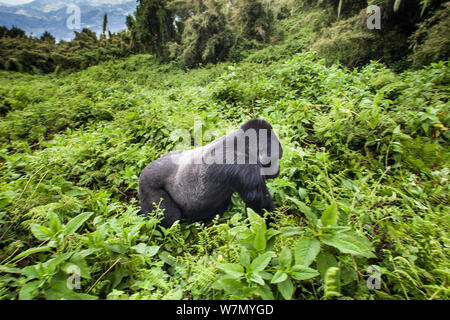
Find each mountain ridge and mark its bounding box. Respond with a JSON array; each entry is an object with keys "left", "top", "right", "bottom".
[{"left": 0, "top": 0, "right": 136, "bottom": 40}]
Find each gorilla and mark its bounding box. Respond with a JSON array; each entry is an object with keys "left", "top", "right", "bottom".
[{"left": 138, "top": 119, "right": 283, "bottom": 228}]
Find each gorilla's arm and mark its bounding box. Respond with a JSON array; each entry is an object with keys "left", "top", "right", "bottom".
[
  {"left": 232, "top": 165, "right": 276, "bottom": 214},
  {"left": 138, "top": 155, "right": 183, "bottom": 228},
  {"left": 139, "top": 185, "right": 183, "bottom": 228},
  {"left": 239, "top": 182, "right": 275, "bottom": 214}
]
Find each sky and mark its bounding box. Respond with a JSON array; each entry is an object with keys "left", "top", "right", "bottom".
[
  {"left": 0, "top": 0, "right": 133, "bottom": 4},
  {"left": 0, "top": 0, "right": 35, "bottom": 5}
]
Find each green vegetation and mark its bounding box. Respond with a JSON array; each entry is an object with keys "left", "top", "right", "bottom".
[
  {"left": 2, "top": 0, "right": 449, "bottom": 74},
  {"left": 0, "top": 27, "right": 133, "bottom": 74},
  {"left": 0, "top": 51, "right": 448, "bottom": 300},
  {"left": 0, "top": 0, "right": 448, "bottom": 301}
]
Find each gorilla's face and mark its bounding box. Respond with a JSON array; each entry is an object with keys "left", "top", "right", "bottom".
[{"left": 258, "top": 128, "right": 283, "bottom": 179}]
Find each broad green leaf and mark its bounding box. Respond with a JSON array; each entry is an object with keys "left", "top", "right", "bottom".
[
  {"left": 77, "top": 248, "right": 99, "bottom": 258},
  {"left": 217, "top": 263, "right": 244, "bottom": 279},
  {"left": 291, "top": 265, "right": 320, "bottom": 280},
  {"left": 369, "top": 113, "right": 379, "bottom": 129},
  {"left": 64, "top": 212, "right": 94, "bottom": 236},
  {"left": 286, "top": 196, "right": 318, "bottom": 226},
  {"left": 30, "top": 223, "right": 52, "bottom": 241},
  {"left": 22, "top": 265, "right": 40, "bottom": 279},
  {"left": 158, "top": 251, "right": 177, "bottom": 266},
  {"left": 279, "top": 246, "right": 292, "bottom": 268},
  {"left": 259, "top": 271, "right": 273, "bottom": 280},
  {"left": 0, "top": 266, "right": 24, "bottom": 274},
  {"left": 111, "top": 268, "right": 128, "bottom": 289},
  {"left": 294, "top": 237, "right": 320, "bottom": 267},
  {"left": 231, "top": 287, "right": 257, "bottom": 300},
  {"left": 249, "top": 272, "right": 265, "bottom": 285},
  {"left": 321, "top": 202, "right": 338, "bottom": 226},
  {"left": 253, "top": 225, "right": 266, "bottom": 252},
  {"left": 105, "top": 243, "right": 127, "bottom": 254},
  {"left": 277, "top": 278, "right": 294, "bottom": 300},
  {"left": 251, "top": 251, "right": 276, "bottom": 272},
  {"left": 317, "top": 252, "right": 339, "bottom": 279},
  {"left": 256, "top": 284, "right": 274, "bottom": 300},
  {"left": 215, "top": 278, "right": 242, "bottom": 295},
  {"left": 321, "top": 231, "right": 375, "bottom": 258},
  {"left": 163, "top": 289, "right": 183, "bottom": 300},
  {"left": 43, "top": 252, "right": 73, "bottom": 270},
  {"left": 67, "top": 188, "right": 88, "bottom": 197},
  {"left": 44, "top": 280, "right": 98, "bottom": 300},
  {"left": 132, "top": 243, "right": 160, "bottom": 258},
  {"left": 19, "top": 280, "right": 43, "bottom": 300},
  {"left": 12, "top": 246, "right": 53, "bottom": 261},
  {"left": 271, "top": 270, "right": 288, "bottom": 284},
  {"left": 266, "top": 228, "right": 281, "bottom": 240},
  {"left": 298, "top": 188, "right": 307, "bottom": 200},
  {"left": 240, "top": 246, "right": 250, "bottom": 267},
  {"left": 62, "top": 253, "right": 91, "bottom": 279},
  {"left": 230, "top": 212, "right": 242, "bottom": 225},
  {"left": 49, "top": 211, "right": 62, "bottom": 234},
  {"left": 247, "top": 208, "right": 265, "bottom": 230},
  {"left": 280, "top": 226, "right": 304, "bottom": 237}
]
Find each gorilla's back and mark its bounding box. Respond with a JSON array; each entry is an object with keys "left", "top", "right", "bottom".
[{"left": 163, "top": 147, "right": 233, "bottom": 220}]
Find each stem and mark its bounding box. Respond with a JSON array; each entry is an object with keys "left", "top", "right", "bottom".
[{"left": 87, "top": 257, "right": 122, "bottom": 294}]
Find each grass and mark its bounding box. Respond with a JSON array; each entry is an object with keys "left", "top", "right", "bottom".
[{"left": 0, "top": 52, "right": 448, "bottom": 300}]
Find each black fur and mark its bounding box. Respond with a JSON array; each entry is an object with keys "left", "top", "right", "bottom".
[{"left": 138, "top": 119, "right": 282, "bottom": 227}]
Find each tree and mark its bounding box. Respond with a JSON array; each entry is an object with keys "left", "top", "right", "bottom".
[
  {"left": 40, "top": 31, "right": 56, "bottom": 44},
  {"left": 175, "top": 0, "right": 234, "bottom": 66},
  {"left": 1, "top": 26, "right": 26, "bottom": 38},
  {"left": 103, "top": 13, "right": 108, "bottom": 36},
  {"left": 231, "top": 0, "right": 273, "bottom": 42},
  {"left": 132, "top": 0, "right": 177, "bottom": 58}
]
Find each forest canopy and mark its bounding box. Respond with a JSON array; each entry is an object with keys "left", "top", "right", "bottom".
[{"left": 0, "top": 0, "right": 449, "bottom": 73}]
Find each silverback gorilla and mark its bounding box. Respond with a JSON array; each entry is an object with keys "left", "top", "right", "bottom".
[{"left": 138, "top": 119, "right": 283, "bottom": 227}]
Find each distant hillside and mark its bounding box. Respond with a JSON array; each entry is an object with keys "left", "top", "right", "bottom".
[{"left": 0, "top": 0, "right": 136, "bottom": 40}]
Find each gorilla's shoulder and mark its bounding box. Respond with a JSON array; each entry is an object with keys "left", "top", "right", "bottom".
[{"left": 239, "top": 119, "right": 273, "bottom": 131}]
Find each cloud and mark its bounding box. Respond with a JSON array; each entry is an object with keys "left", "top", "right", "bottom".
[{"left": 0, "top": 0, "right": 35, "bottom": 5}]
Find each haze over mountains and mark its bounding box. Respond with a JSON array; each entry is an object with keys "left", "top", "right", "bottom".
[{"left": 0, "top": 0, "right": 136, "bottom": 40}]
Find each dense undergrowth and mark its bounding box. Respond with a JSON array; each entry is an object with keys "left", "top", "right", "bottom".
[{"left": 0, "top": 52, "right": 448, "bottom": 300}]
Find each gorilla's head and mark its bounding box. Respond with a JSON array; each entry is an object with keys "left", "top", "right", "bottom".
[{"left": 239, "top": 119, "right": 283, "bottom": 179}]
